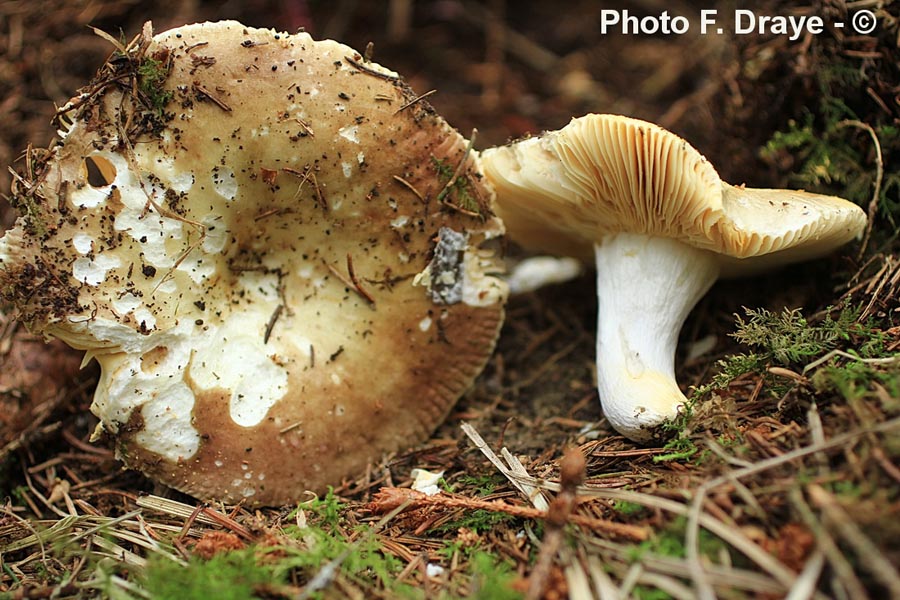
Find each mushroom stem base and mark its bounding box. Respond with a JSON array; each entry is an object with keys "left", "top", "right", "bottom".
[{"left": 594, "top": 233, "right": 720, "bottom": 442}]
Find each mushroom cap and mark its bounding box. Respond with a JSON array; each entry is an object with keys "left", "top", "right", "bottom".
[
  {"left": 0, "top": 21, "right": 507, "bottom": 505},
  {"left": 481, "top": 114, "right": 866, "bottom": 276}
]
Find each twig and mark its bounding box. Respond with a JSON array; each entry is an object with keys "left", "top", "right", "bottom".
[
  {"left": 311, "top": 173, "right": 328, "bottom": 212},
  {"left": 527, "top": 448, "right": 585, "bottom": 600},
  {"left": 801, "top": 348, "right": 900, "bottom": 375},
  {"left": 326, "top": 255, "right": 376, "bottom": 306},
  {"left": 263, "top": 304, "right": 284, "bottom": 344},
  {"left": 836, "top": 120, "right": 882, "bottom": 260},
  {"left": 368, "top": 487, "right": 648, "bottom": 541},
  {"left": 343, "top": 55, "right": 399, "bottom": 81},
  {"left": 294, "top": 117, "right": 314, "bottom": 137},
  {"left": 192, "top": 83, "right": 232, "bottom": 112},
  {"left": 135, "top": 495, "right": 219, "bottom": 526},
  {"left": 392, "top": 175, "right": 425, "bottom": 203},
  {"left": 395, "top": 89, "right": 436, "bottom": 113},
  {"left": 586, "top": 537, "right": 788, "bottom": 595},
  {"left": 345, "top": 254, "right": 375, "bottom": 306}
]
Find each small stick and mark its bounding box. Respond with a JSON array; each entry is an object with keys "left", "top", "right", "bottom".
[
  {"left": 393, "top": 175, "right": 426, "bottom": 202},
  {"left": 254, "top": 207, "right": 285, "bottom": 221},
  {"left": 192, "top": 83, "right": 232, "bottom": 112},
  {"left": 344, "top": 55, "right": 399, "bottom": 81},
  {"left": 345, "top": 254, "right": 375, "bottom": 306},
  {"left": 326, "top": 256, "right": 375, "bottom": 306},
  {"left": 836, "top": 120, "right": 883, "bottom": 260},
  {"left": 311, "top": 173, "right": 328, "bottom": 212},
  {"left": 526, "top": 448, "right": 586, "bottom": 600},
  {"left": 368, "top": 485, "right": 646, "bottom": 541},
  {"left": 263, "top": 304, "right": 284, "bottom": 344},
  {"left": 395, "top": 89, "right": 436, "bottom": 114},
  {"left": 294, "top": 117, "right": 315, "bottom": 137},
  {"left": 439, "top": 199, "right": 481, "bottom": 218},
  {"left": 279, "top": 421, "right": 303, "bottom": 435}
]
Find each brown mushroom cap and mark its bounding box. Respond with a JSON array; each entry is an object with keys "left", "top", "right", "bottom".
[
  {"left": 482, "top": 114, "right": 866, "bottom": 276},
  {"left": 0, "top": 21, "right": 506, "bottom": 505}
]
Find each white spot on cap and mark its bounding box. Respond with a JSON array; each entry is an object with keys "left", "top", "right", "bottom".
[
  {"left": 169, "top": 171, "right": 194, "bottom": 193},
  {"left": 134, "top": 382, "right": 199, "bottom": 460},
  {"left": 390, "top": 216, "right": 409, "bottom": 229},
  {"left": 72, "top": 233, "right": 94, "bottom": 255},
  {"left": 111, "top": 293, "right": 143, "bottom": 316},
  {"left": 190, "top": 310, "right": 289, "bottom": 428},
  {"left": 155, "top": 154, "right": 194, "bottom": 193},
  {"left": 177, "top": 252, "right": 216, "bottom": 284},
  {"left": 70, "top": 186, "right": 109, "bottom": 209},
  {"left": 131, "top": 306, "right": 157, "bottom": 331},
  {"left": 73, "top": 254, "right": 121, "bottom": 286},
  {"left": 338, "top": 125, "right": 359, "bottom": 143},
  {"left": 212, "top": 167, "right": 237, "bottom": 201},
  {"left": 418, "top": 316, "right": 432, "bottom": 332},
  {"left": 341, "top": 161, "right": 353, "bottom": 178},
  {"left": 115, "top": 211, "right": 184, "bottom": 269},
  {"left": 201, "top": 215, "right": 228, "bottom": 254}
]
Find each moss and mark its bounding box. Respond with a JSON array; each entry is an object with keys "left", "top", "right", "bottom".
[
  {"left": 433, "top": 509, "right": 518, "bottom": 535},
  {"left": 136, "top": 55, "right": 174, "bottom": 117},
  {"left": 465, "top": 552, "right": 523, "bottom": 600},
  {"left": 140, "top": 550, "right": 277, "bottom": 600},
  {"left": 432, "top": 157, "right": 484, "bottom": 217}
]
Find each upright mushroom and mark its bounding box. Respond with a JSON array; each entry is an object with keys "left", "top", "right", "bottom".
[
  {"left": 481, "top": 114, "right": 866, "bottom": 442},
  {"left": 0, "top": 21, "right": 507, "bottom": 504}
]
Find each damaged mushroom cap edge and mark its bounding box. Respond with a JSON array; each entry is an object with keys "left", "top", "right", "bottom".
[{"left": 0, "top": 20, "right": 508, "bottom": 504}]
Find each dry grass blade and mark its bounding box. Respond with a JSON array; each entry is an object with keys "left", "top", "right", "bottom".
[
  {"left": 836, "top": 119, "right": 884, "bottom": 260},
  {"left": 789, "top": 488, "right": 869, "bottom": 599},
  {"left": 586, "top": 537, "right": 788, "bottom": 595},
  {"left": 784, "top": 549, "right": 825, "bottom": 600},
  {"left": 461, "top": 422, "right": 548, "bottom": 509},
  {"left": 685, "top": 416, "right": 900, "bottom": 596},
  {"left": 135, "top": 495, "right": 220, "bottom": 527},
  {"left": 807, "top": 484, "right": 900, "bottom": 596}
]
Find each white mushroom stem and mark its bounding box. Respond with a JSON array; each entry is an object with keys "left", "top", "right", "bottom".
[{"left": 594, "top": 233, "right": 720, "bottom": 442}]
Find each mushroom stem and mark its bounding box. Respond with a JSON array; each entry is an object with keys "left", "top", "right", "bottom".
[{"left": 594, "top": 233, "right": 720, "bottom": 442}]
